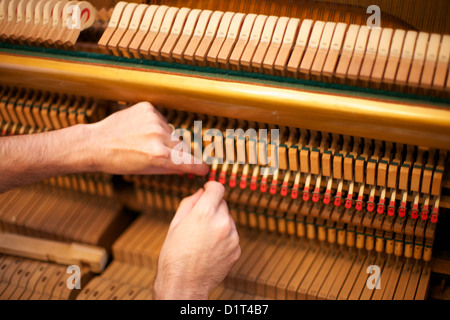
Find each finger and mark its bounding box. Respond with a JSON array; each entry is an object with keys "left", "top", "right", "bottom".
[
  {"left": 156, "top": 148, "right": 209, "bottom": 176},
  {"left": 216, "top": 200, "right": 229, "bottom": 216},
  {"left": 170, "top": 188, "right": 204, "bottom": 228},
  {"left": 117, "top": 104, "right": 130, "bottom": 111},
  {"left": 139, "top": 167, "right": 194, "bottom": 175},
  {"left": 192, "top": 181, "right": 225, "bottom": 214},
  {"left": 164, "top": 131, "right": 184, "bottom": 149},
  {"left": 156, "top": 119, "right": 173, "bottom": 136},
  {"left": 151, "top": 108, "right": 174, "bottom": 133},
  {"left": 151, "top": 106, "right": 169, "bottom": 123},
  {"left": 229, "top": 212, "right": 238, "bottom": 234},
  {"left": 216, "top": 200, "right": 238, "bottom": 235},
  {"left": 230, "top": 243, "right": 242, "bottom": 262},
  {"left": 137, "top": 101, "right": 173, "bottom": 135},
  {"left": 138, "top": 146, "right": 208, "bottom": 176}
]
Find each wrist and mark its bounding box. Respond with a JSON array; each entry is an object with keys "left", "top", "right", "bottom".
[
  {"left": 153, "top": 273, "right": 209, "bottom": 300},
  {"left": 64, "top": 123, "right": 99, "bottom": 173}
]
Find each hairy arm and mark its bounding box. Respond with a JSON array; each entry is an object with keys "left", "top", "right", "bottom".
[
  {"left": 0, "top": 102, "right": 208, "bottom": 193},
  {"left": 0, "top": 102, "right": 240, "bottom": 301},
  {"left": 0, "top": 124, "right": 95, "bottom": 193},
  {"left": 154, "top": 182, "right": 241, "bottom": 300}
]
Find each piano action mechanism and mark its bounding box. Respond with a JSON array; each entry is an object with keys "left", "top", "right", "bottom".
[{"left": 0, "top": 0, "right": 449, "bottom": 300}]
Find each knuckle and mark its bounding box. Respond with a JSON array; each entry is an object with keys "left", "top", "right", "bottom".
[
  {"left": 138, "top": 101, "right": 154, "bottom": 112},
  {"left": 215, "top": 215, "right": 232, "bottom": 235},
  {"left": 206, "top": 181, "right": 225, "bottom": 194},
  {"left": 179, "top": 196, "right": 195, "bottom": 208},
  {"left": 235, "top": 245, "right": 242, "bottom": 259},
  {"left": 149, "top": 124, "right": 166, "bottom": 135},
  {"left": 229, "top": 234, "right": 240, "bottom": 250},
  {"left": 150, "top": 144, "right": 170, "bottom": 159}
]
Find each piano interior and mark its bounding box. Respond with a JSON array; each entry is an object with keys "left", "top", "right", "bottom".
[{"left": 0, "top": 0, "right": 449, "bottom": 300}]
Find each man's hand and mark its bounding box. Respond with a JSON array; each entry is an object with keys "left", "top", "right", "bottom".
[
  {"left": 154, "top": 182, "right": 241, "bottom": 300},
  {"left": 88, "top": 102, "right": 208, "bottom": 176},
  {"left": 0, "top": 102, "right": 208, "bottom": 193}
]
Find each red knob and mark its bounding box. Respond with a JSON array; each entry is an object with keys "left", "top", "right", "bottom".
[
  {"left": 270, "top": 184, "right": 277, "bottom": 195},
  {"left": 239, "top": 178, "right": 247, "bottom": 189},
  {"left": 421, "top": 211, "right": 428, "bottom": 221},
  {"left": 334, "top": 197, "right": 341, "bottom": 207},
  {"left": 355, "top": 201, "right": 363, "bottom": 211},
  {"left": 291, "top": 189, "right": 298, "bottom": 199},
  {"left": 377, "top": 204, "right": 384, "bottom": 214},
  {"left": 431, "top": 213, "right": 438, "bottom": 224},
  {"left": 387, "top": 207, "right": 395, "bottom": 216},
  {"left": 229, "top": 175, "right": 236, "bottom": 188},
  {"left": 345, "top": 200, "right": 352, "bottom": 209},
  {"left": 312, "top": 193, "right": 319, "bottom": 203},
  {"left": 302, "top": 191, "right": 309, "bottom": 202}
]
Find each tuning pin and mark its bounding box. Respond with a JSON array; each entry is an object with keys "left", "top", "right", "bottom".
[
  {"left": 334, "top": 193, "right": 342, "bottom": 207},
  {"left": 345, "top": 180, "right": 354, "bottom": 209},
  {"left": 355, "top": 183, "right": 364, "bottom": 211},
  {"left": 239, "top": 164, "right": 249, "bottom": 189},
  {"left": 259, "top": 167, "right": 270, "bottom": 192},
  {"left": 411, "top": 193, "right": 420, "bottom": 219},
  {"left": 302, "top": 187, "right": 310, "bottom": 201},
  {"left": 249, "top": 164, "right": 259, "bottom": 190},
  {"left": 302, "top": 173, "right": 311, "bottom": 201},
  {"left": 312, "top": 173, "right": 321, "bottom": 203},
  {"left": 345, "top": 197, "right": 352, "bottom": 209},
  {"left": 367, "top": 185, "right": 376, "bottom": 212},
  {"left": 209, "top": 161, "right": 219, "bottom": 181},
  {"left": 239, "top": 177, "right": 247, "bottom": 189},
  {"left": 431, "top": 208, "right": 438, "bottom": 223},
  {"left": 323, "top": 176, "right": 333, "bottom": 205},
  {"left": 229, "top": 174, "right": 236, "bottom": 187},
  {"left": 291, "top": 188, "right": 298, "bottom": 199},
  {"left": 421, "top": 207, "right": 429, "bottom": 221},
  {"left": 334, "top": 179, "right": 343, "bottom": 207},
  {"left": 355, "top": 198, "right": 363, "bottom": 211},
  {"left": 280, "top": 170, "right": 290, "bottom": 197},
  {"left": 377, "top": 199, "right": 385, "bottom": 214},
  {"left": 229, "top": 163, "right": 239, "bottom": 188},
  {"left": 431, "top": 196, "right": 440, "bottom": 224},
  {"left": 411, "top": 204, "right": 419, "bottom": 219},
  {"left": 312, "top": 188, "right": 320, "bottom": 203},
  {"left": 324, "top": 194, "right": 331, "bottom": 205},
  {"left": 260, "top": 177, "right": 268, "bottom": 192},
  {"left": 218, "top": 162, "right": 229, "bottom": 185},
  {"left": 398, "top": 205, "right": 407, "bottom": 217},
  {"left": 208, "top": 170, "right": 216, "bottom": 181},
  {"left": 250, "top": 178, "right": 257, "bottom": 190},
  {"left": 291, "top": 171, "right": 301, "bottom": 199},
  {"left": 387, "top": 188, "right": 396, "bottom": 216},
  {"left": 377, "top": 187, "right": 386, "bottom": 214},
  {"left": 421, "top": 195, "right": 430, "bottom": 221},
  {"left": 281, "top": 182, "right": 289, "bottom": 196},
  {"left": 398, "top": 190, "right": 408, "bottom": 217},
  {"left": 269, "top": 169, "right": 279, "bottom": 195},
  {"left": 387, "top": 204, "right": 395, "bottom": 216}
]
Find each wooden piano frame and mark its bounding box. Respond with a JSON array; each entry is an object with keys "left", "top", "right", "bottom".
[{"left": 0, "top": 45, "right": 449, "bottom": 151}]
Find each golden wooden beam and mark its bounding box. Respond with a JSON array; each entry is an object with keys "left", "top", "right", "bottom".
[{"left": 0, "top": 52, "right": 449, "bottom": 150}]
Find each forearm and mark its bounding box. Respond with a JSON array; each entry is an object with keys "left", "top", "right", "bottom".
[
  {"left": 0, "top": 124, "right": 95, "bottom": 193},
  {"left": 153, "top": 270, "right": 209, "bottom": 300}
]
